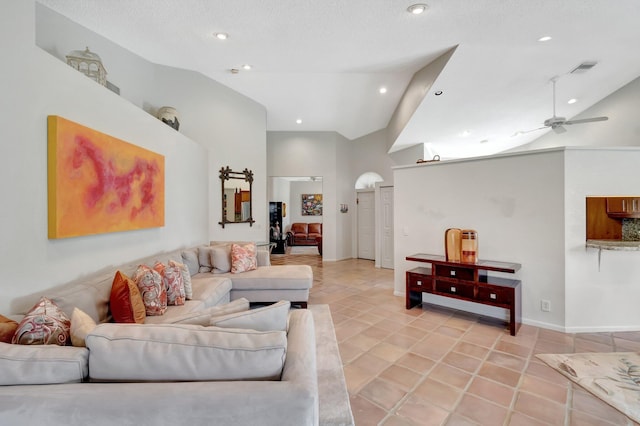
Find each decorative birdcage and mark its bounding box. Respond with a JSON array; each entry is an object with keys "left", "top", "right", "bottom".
[{"left": 65, "top": 47, "right": 107, "bottom": 86}]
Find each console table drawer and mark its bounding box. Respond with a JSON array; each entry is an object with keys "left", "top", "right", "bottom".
[
  {"left": 476, "top": 286, "right": 513, "bottom": 305},
  {"left": 435, "top": 265, "right": 475, "bottom": 281},
  {"left": 435, "top": 279, "right": 474, "bottom": 298},
  {"left": 407, "top": 274, "right": 431, "bottom": 292}
]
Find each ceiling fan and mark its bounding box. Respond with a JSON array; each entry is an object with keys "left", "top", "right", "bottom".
[{"left": 520, "top": 77, "right": 609, "bottom": 135}]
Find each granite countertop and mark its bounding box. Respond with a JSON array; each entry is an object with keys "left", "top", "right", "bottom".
[{"left": 586, "top": 239, "right": 640, "bottom": 251}]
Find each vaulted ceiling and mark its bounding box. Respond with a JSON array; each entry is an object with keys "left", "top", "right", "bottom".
[{"left": 39, "top": 0, "right": 640, "bottom": 158}]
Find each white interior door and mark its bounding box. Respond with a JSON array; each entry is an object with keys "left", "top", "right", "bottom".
[
  {"left": 380, "top": 186, "right": 394, "bottom": 269},
  {"left": 357, "top": 191, "right": 375, "bottom": 260}
]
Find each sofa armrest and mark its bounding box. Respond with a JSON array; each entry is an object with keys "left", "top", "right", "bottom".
[{"left": 257, "top": 248, "right": 271, "bottom": 267}]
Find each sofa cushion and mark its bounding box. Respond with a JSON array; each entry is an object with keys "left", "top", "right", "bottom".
[
  {"left": 180, "top": 248, "right": 200, "bottom": 277},
  {"left": 0, "top": 315, "right": 18, "bottom": 344},
  {"left": 308, "top": 223, "right": 322, "bottom": 236},
  {"left": 154, "top": 262, "right": 186, "bottom": 306},
  {"left": 70, "top": 308, "right": 97, "bottom": 347},
  {"left": 133, "top": 265, "right": 167, "bottom": 316},
  {"left": 169, "top": 259, "right": 193, "bottom": 300},
  {"left": 110, "top": 271, "right": 146, "bottom": 324},
  {"left": 0, "top": 342, "right": 89, "bottom": 385},
  {"left": 197, "top": 246, "right": 214, "bottom": 273},
  {"left": 189, "top": 275, "right": 233, "bottom": 307},
  {"left": 86, "top": 323, "right": 287, "bottom": 382},
  {"left": 210, "top": 300, "right": 290, "bottom": 332},
  {"left": 225, "top": 265, "right": 313, "bottom": 291},
  {"left": 211, "top": 244, "right": 232, "bottom": 274},
  {"left": 148, "top": 298, "right": 250, "bottom": 326},
  {"left": 231, "top": 242, "right": 257, "bottom": 274},
  {"left": 291, "top": 223, "right": 308, "bottom": 235},
  {"left": 12, "top": 297, "right": 70, "bottom": 346}
]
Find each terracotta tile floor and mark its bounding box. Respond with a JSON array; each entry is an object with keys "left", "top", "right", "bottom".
[{"left": 271, "top": 253, "right": 640, "bottom": 426}]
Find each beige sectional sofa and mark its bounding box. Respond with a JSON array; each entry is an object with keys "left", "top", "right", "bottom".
[{"left": 0, "top": 244, "right": 317, "bottom": 426}]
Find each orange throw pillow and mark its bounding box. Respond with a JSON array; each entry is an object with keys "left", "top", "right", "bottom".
[
  {"left": 110, "top": 270, "right": 146, "bottom": 324},
  {"left": 0, "top": 314, "right": 19, "bottom": 343}
]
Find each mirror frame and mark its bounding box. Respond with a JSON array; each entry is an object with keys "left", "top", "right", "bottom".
[{"left": 219, "top": 166, "right": 254, "bottom": 228}]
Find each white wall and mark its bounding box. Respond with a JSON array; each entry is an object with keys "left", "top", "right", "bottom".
[
  {"left": 394, "top": 149, "right": 566, "bottom": 330},
  {"left": 267, "top": 131, "right": 342, "bottom": 260},
  {"left": 289, "top": 181, "right": 323, "bottom": 224},
  {"left": 0, "top": 1, "right": 209, "bottom": 314},
  {"left": 150, "top": 67, "right": 267, "bottom": 243},
  {"left": 564, "top": 148, "right": 640, "bottom": 332},
  {"left": 35, "top": 2, "right": 268, "bottom": 244},
  {"left": 0, "top": 0, "right": 268, "bottom": 314},
  {"left": 268, "top": 177, "right": 292, "bottom": 231},
  {"left": 395, "top": 147, "right": 640, "bottom": 332}
]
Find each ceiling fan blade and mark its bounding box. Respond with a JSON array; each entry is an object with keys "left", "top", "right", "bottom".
[
  {"left": 564, "top": 116, "right": 609, "bottom": 125},
  {"left": 512, "top": 126, "right": 547, "bottom": 137},
  {"left": 552, "top": 125, "right": 567, "bottom": 134}
]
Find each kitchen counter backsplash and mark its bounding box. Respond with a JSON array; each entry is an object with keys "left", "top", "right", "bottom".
[{"left": 622, "top": 218, "right": 640, "bottom": 241}]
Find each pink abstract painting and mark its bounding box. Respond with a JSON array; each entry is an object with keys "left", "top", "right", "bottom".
[{"left": 48, "top": 116, "right": 165, "bottom": 238}]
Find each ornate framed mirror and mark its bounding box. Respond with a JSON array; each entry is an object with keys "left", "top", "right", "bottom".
[{"left": 219, "top": 166, "right": 254, "bottom": 228}]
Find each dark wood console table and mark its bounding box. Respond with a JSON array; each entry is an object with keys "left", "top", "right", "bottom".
[{"left": 405, "top": 254, "right": 522, "bottom": 336}]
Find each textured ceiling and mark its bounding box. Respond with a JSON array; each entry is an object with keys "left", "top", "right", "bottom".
[{"left": 38, "top": 0, "right": 640, "bottom": 158}]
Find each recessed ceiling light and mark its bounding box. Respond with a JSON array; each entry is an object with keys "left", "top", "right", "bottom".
[
  {"left": 479, "top": 139, "right": 489, "bottom": 144},
  {"left": 214, "top": 32, "right": 228, "bottom": 40},
  {"left": 460, "top": 130, "right": 471, "bottom": 137},
  {"left": 242, "top": 64, "right": 252, "bottom": 70},
  {"left": 407, "top": 4, "right": 428, "bottom": 14},
  {"left": 434, "top": 90, "right": 443, "bottom": 96},
  {"left": 538, "top": 36, "right": 552, "bottom": 42},
  {"left": 379, "top": 87, "right": 387, "bottom": 94},
  {"left": 296, "top": 119, "right": 302, "bottom": 124},
  {"left": 567, "top": 98, "right": 577, "bottom": 104}
]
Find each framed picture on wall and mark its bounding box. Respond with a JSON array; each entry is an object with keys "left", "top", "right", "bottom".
[{"left": 302, "top": 194, "right": 322, "bottom": 216}]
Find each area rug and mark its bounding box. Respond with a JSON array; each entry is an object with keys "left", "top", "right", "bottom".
[
  {"left": 290, "top": 245, "right": 320, "bottom": 255},
  {"left": 537, "top": 352, "right": 640, "bottom": 423},
  {"left": 310, "top": 304, "right": 355, "bottom": 426}
]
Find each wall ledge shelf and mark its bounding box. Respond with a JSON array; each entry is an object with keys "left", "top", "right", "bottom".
[
  {"left": 586, "top": 239, "right": 640, "bottom": 251},
  {"left": 586, "top": 240, "right": 640, "bottom": 271}
]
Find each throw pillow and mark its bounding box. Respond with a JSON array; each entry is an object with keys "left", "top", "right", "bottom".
[
  {"left": 153, "top": 262, "right": 186, "bottom": 306},
  {"left": 181, "top": 248, "right": 199, "bottom": 276},
  {"left": 210, "top": 300, "right": 290, "bottom": 332},
  {"left": 70, "top": 307, "right": 97, "bottom": 347},
  {"left": 133, "top": 265, "right": 167, "bottom": 316},
  {"left": 12, "top": 297, "right": 70, "bottom": 346},
  {"left": 231, "top": 242, "right": 257, "bottom": 274},
  {"left": 197, "top": 246, "right": 214, "bottom": 273},
  {"left": 169, "top": 259, "right": 193, "bottom": 299},
  {"left": 0, "top": 314, "right": 19, "bottom": 344},
  {"left": 211, "top": 244, "right": 232, "bottom": 274},
  {"left": 110, "top": 270, "right": 146, "bottom": 323}
]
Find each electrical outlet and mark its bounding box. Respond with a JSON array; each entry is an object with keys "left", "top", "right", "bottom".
[{"left": 541, "top": 300, "right": 551, "bottom": 312}]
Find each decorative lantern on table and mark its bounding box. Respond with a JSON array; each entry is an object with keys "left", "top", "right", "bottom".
[{"left": 65, "top": 47, "right": 107, "bottom": 87}]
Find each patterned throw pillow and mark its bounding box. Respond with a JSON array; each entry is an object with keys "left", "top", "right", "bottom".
[
  {"left": 133, "top": 265, "right": 167, "bottom": 316},
  {"left": 169, "top": 259, "right": 193, "bottom": 300},
  {"left": 0, "top": 314, "right": 19, "bottom": 343},
  {"left": 70, "top": 307, "right": 97, "bottom": 347},
  {"left": 154, "top": 262, "right": 186, "bottom": 306},
  {"left": 110, "top": 270, "right": 146, "bottom": 324},
  {"left": 12, "top": 297, "right": 70, "bottom": 346},
  {"left": 231, "top": 243, "right": 258, "bottom": 274}
]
